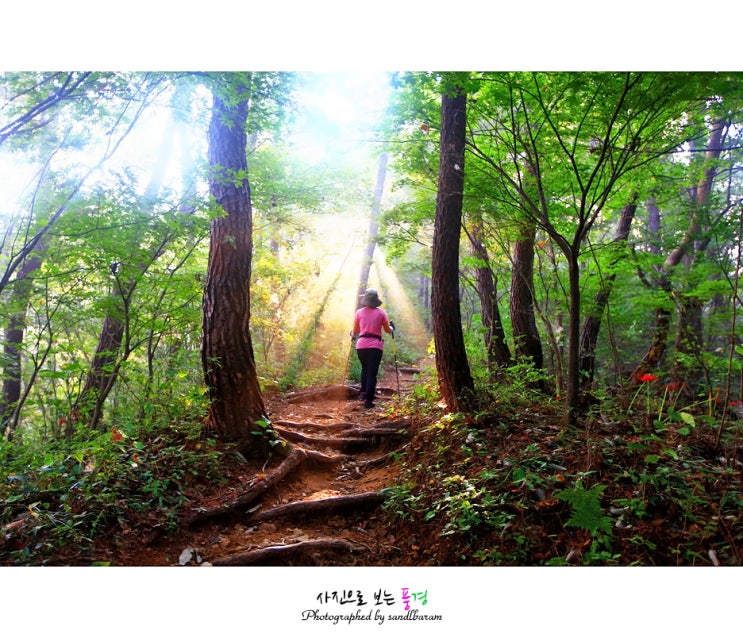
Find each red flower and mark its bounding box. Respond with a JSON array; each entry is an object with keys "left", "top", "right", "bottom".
[
  {"left": 639, "top": 373, "right": 658, "bottom": 383},
  {"left": 110, "top": 428, "right": 124, "bottom": 441}
]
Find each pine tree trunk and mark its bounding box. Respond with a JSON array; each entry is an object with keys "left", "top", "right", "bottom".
[
  {"left": 431, "top": 88, "right": 475, "bottom": 412},
  {"left": 201, "top": 81, "right": 267, "bottom": 443}
]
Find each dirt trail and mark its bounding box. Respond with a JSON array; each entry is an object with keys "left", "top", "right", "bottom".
[{"left": 112, "top": 363, "right": 425, "bottom": 566}]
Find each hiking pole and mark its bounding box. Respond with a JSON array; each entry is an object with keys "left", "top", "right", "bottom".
[
  {"left": 390, "top": 321, "right": 400, "bottom": 396},
  {"left": 339, "top": 332, "right": 355, "bottom": 404}
]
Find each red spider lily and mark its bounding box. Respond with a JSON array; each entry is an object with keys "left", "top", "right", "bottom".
[{"left": 638, "top": 373, "right": 658, "bottom": 383}]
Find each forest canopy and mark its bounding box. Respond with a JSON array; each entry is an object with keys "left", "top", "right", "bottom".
[{"left": 1, "top": 71, "right": 741, "bottom": 569}]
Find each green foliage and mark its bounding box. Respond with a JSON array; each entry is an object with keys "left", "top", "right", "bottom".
[
  {"left": 0, "top": 416, "right": 225, "bottom": 565},
  {"left": 555, "top": 481, "right": 613, "bottom": 536},
  {"left": 250, "top": 417, "right": 285, "bottom": 450}
]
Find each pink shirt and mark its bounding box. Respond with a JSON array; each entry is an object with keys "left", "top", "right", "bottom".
[{"left": 354, "top": 306, "right": 390, "bottom": 350}]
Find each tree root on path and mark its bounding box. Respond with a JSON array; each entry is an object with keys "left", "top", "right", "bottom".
[
  {"left": 209, "top": 538, "right": 368, "bottom": 566},
  {"left": 301, "top": 447, "right": 346, "bottom": 465},
  {"left": 183, "top": 445, "right": 307, "bottom": 526},
  {"left": 351, "top": 445, "right": 410, "bottom": 471},
  {"left": 273, "top": 419, "right": 362, "bottom": 431},
  {"left": 183, "top": 440, "right": 354, "bottom": 526},
  {"left": 285, "top": 385, "right": 359, "bottom": 403},
  {"left": 244, "top": 490, "right": 386, "bottom": 524},
  {"left": 273, "top": 425, "right": 377, "bottom": 450}
]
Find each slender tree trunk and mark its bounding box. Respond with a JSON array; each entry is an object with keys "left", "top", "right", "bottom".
[
  {"left": 468, "top": 217, "right": 512, "bottom": 373},
  {"left": 69, "top": 310, "right": 128, "bottom": 434},
  {"left": 579, "top": 197, "right": 638, "bottom": 388},
  {"left": 201, "top": 80, "right": 267, "bottom": 444},
  {"left": 564, "top": 249, "right": 582, "bottom": 423},
  {"left": 509, "top": 217, "right": 544, "bottom": 374},
  {"left": 0, "top": 249, "right": 44, "bottom": 439},
  {"left": 357, "top": 152, "right": 388, "bottom": 304},
  {"left": 431, "top": 88, "right": 475, "bottom": 412}
]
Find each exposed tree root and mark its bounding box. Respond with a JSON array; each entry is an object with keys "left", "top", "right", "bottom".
[
  {"left": 183, "top": 446, "right": 307, "bottom": 525},
  {"left": 245, "top": 490, "right": 386, "bottom": 524},
  {"left": 285, "top": 385, "right": 358, "bottom": 403},
  {"left": 352, "top": 446, "right": 409, "bottom": 471},
  {"left": 209, "top": 538, "right": 368, "bottom": 566},
  {"left": 273, "top": 425, "right": 377, "bottom": 450},
  {"left": 302, "top": 448, "right": 347, "bottom": 465},
  {"left": 273, "top": 419, "right": 361, "bottom": 431}
]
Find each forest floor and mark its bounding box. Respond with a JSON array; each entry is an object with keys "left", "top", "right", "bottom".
[
  {"left": 8, "top": 360, "right": 740, "bottom": 567},
  {"left": 84, "top": 362, "right": 426, "bottom": 567}
]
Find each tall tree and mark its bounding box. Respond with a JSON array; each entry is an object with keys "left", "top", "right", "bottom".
[
  {"left": 509, "top": 215, "right": 544, "bottom": 376},
  {"left": 201, "top": 75, "right": 268, "bottom": 445},
  {"left": 466, "top": 213, "right": 512, "bottom": 373},
  {"left": 357, "top": 152, "right": 389, "bottom": 304},
  {"left": 578, "top": 195, "right": 638, "bottom": 389},
  {"left": 0, "top": 247, "right": 44, "bottom": 438},
  {"left": 431, "top": 83, "right": 475, "bottom": 412},
  {"left": 632, "top": 116, "right": 728, "bottom": 389}
]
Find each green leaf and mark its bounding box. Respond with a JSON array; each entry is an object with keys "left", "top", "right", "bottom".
[
  {"left": 678, "top": 412, "right": 695, "bottom": 427},
  {"left": 555, "top": 482, "right": 613, "bottom": 536}
]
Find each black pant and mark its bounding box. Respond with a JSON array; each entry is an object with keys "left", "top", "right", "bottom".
[{"left": 356, "top": 347, "right": 383, "bottom": 403}]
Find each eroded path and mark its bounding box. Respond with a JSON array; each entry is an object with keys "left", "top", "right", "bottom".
[{"left": 112, "top": 363, "right": 425, "bottom": 566}]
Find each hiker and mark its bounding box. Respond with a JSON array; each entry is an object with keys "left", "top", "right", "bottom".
[{"left": 351, "top": 288, "right": 394, "bottom": 409}]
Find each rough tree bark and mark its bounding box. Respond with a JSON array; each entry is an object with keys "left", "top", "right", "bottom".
[
  {"left": 431, "top": 87, "right": 475, "bottom": 412},
  {"left": 201, "top": 78, "right": 268, "bottom": 444}
]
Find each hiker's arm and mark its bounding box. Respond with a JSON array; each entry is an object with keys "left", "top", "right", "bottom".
[{"left": 382, "top": 318, "right": 393, "bottom": 335}]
